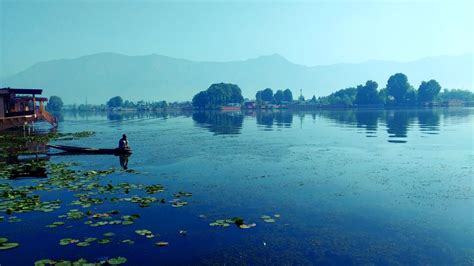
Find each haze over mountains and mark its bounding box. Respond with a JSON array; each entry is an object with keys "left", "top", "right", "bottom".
[{"left": 1, "top": 52, "right": 472, "bottom": 104}]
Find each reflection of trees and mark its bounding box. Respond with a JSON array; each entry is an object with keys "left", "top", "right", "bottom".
[
  {"left": 256, "top": 111, "right": 293, "bottom": 129},
  {"left": 107, "top": 112, "right": 170, "bottom": 121},
  {"left": 192, "top": 111, "right": 243, "bottom": 135},
  {"left": 384, "top": 110, "right": 416, "bottom": 140},
  {"left": 355, "top": 110, "right": 382, "bottom": 133},
  {"left": 320, "top": 110, "right": 383, "bottom": 136},
  {"left": 417, "top": 110, "right": 440, "bottom": 133},
  {"left": 320, "top": 110, "right": 357, "bottom": 125},
  {"left": 49, "top": 111, "right": 64, "bottom": 122}
]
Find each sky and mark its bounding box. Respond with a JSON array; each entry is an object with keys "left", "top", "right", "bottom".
[{"left": 0, "top": 0, "right": 473, "bottom": 78}]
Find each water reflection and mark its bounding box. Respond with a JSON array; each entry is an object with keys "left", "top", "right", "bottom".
[
  {"left": 192, "top": 111, "right": 244, "bottom": 135},
  {"left": 385, "top": 111, "right": 416, "bottom": 143},
  {"left": 190, "top": 108, "right": 472, "bottom": 144},
  {"left": 256, "top": 111, "right": 293, "bottom": 129},
  {"left": 119, "top": 154, "right": 130, "bottom": 170}
]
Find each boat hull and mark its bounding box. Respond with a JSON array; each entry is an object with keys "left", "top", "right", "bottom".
[{"left": 48, "top": 144, "right": 132, "bottom": 155}]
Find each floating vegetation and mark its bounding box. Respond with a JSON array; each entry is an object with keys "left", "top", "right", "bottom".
[
  {"left": 144, "top": 184, "right": 165, "bottom": 194},
  {"left": 174, "top": 191, "right": 192, "bottom": 197},
  {"left": 66, "top": 209, "right": 86, "bottom": 220},
  {"left": 261, "top": 214, "right": 281, "bottom": 223},
  {"left": 121, "top": 214, "right": 140, "bottom": 225},
  {"left": 121, "top": 239, "right": 134, "bottom": 245},
  {"left": 0, "top": 184, "right": 61, "bottom": 215},
  {"left": 171, "top": 199, "right": 188, "bottom": 208},
  {"left": 135, "top": 229, "right": 155, "bottom": 238},
  {"left": 59, "top": 238, "right": 79, "bottom": 246},
  {"left": 46, "top": 221, "right": 65, "bottom": 228},
  {"left": 107, "top": 257, "right": 127, "bottom": 265},
  {"left": 34, "top": 257, "right": 120, "bottom": 266},
  {"left": 97, "top": 238, "right": 111, "bottom": 245},
  {"left": 209, "top": 217, "right": 255, "bottom": 229},
  {"left": 76, "top": 242, "right": 90, "bottom": 247},
  {"left": 103, "top": 232, "right": 115, "bottom": 237},
  {"left": 0, "top": 238, "right": 19, "bottom": 250},
  {"left": 156, "top": 241, "right": 169, "bottom": 247}
]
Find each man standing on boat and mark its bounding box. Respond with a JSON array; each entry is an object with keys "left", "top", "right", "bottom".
[{"left": 118, "top": 134, "right": 129, "bottom": 150}]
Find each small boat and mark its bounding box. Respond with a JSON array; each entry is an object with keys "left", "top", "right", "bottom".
[{"left": 48, "top": 144, "right": 132, "bottom": 155}]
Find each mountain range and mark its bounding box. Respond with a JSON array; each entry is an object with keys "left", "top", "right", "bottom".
[{"left": 1, "top": 52, "right": 472, "bottom": 104}]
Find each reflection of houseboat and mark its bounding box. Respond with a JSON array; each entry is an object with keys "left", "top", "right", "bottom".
[
  {"left": 0, "top": 88, "right": 57, "bottom": 130},
  {"left": 221, "top": 103, "right": 241, "bottom": 111}
]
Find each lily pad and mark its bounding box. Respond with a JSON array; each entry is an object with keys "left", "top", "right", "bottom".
[
  {"left": 0, "top": 242, "right": 19, "bottom": 250},
  {"left": 103, "top": 232, "right": 115, "bottom": 237},
  {"left": 108, "top": 257, "right": 127, "bottom": 265},
  {"left": 76, "top": 242, "right": 90, "bottom": 247},
  {"left": 122, "top": 239, "right": 134, "bottom": 245},
  {"left": 97, "top": 239, "right": 111, "bottom": 244},
  {"left": 156, "top": 241, "right": 169, "bottom": 247}
]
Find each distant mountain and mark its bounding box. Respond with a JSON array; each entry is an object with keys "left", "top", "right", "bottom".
[{"left": 1, "top": 52, "right": 472, "bottom": 104}]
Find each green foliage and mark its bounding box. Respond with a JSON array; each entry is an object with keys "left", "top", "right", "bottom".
[
  {"left": 318, "top": 87, "right": 357, "bottom": 106},
  {"left": 46, "top": 96, "right": 64, "bottom": 111},
  {"left": 438, "top": 89, "right": 474, "bottom": 102},
  {"left": 274, "top": 90, "right": 284, "bottom": 104},
  {"left": 386, "top": 73, "right": 411, "bottom": 104},
  {"left": 417, "top": 80, "right": 442, "bottom": 102},
  {"left": 355, "top": 80, "right": 381, "bottom": 105},
  {"left": 192, "top": 83, "right": 243, "bottom": 108},
  {"left": 107, "top": 96, "right": 123, "bottom": 108},
  {"left": 260, "top": 88, "right": 274, "bottom": 102},
  {"left": 255, "top": 91, "right": 262, "bottom": 103},
  {"left": 283, "top": 89, "right": 293, "bottom": 102}
]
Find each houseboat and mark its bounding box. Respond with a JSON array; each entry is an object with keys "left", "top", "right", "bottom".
[
  {"left": 220, "top": 103, "right": 241, "bottom": 111},
  {"left": 0, "top": 87, "right": 57, "bottom": 130}
]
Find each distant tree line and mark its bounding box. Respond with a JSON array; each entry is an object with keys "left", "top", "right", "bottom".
[
  {"left": 105, "top": 96, "right": 171, "bottom": 110},
  {"left": 316, "top": 73, "right": 473, "bottom": 107},
  {"left": 255, "top": 88, "right": 293, "bottom": 104},
  {"left": 192, "top": 83, "right": 244, "bottom": 109}
]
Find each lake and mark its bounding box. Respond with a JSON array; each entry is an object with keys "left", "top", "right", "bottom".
[{"left": 0, "top": 108, "right": 473, "bottom": 265}]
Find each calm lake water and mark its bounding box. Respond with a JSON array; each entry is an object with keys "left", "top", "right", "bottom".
[{"left": 1, "top": 108, "right": 473, "bottom": 265}]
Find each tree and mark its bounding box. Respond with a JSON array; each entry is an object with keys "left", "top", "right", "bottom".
[
  {"left": 386, "top": 73, "right": 411, "bottom": 104},
  {"left": 274, "top": 90, "right": 284, "bottom": 104},
  {"left": 46, "top": 96, "right": 63, "bottom": 111},
  {"left": 107, "top": 96, "right": 123, "bottom": 108},
  {"left": 355, "top": 80, "right": 381, "bottom": 105},
  {"left": 192, "top": 91, "right": 209, "bottom": 108},
  {"left": 261, "top": 88, "right": 274, "bottom": 102},
  {"left": 283, "top": 89, "right": 293, "bottom": 102},
  {"left": 192, "top": 83, "right": 243, "bottom": 108},
  {"left": 310, "top": 95, "right": 317, "bottom": 103},
  {"left": 255, "top": 91, "right": 262, "bottom": 102},
  {"left": 417, "top": 79, "right": 441, "bottom": 103},
  {"left": 318, "top": 87, "right": 357, "bottom": 106},
  {"left": 438, "top": 89, "right": 474, "bottom": 102}
]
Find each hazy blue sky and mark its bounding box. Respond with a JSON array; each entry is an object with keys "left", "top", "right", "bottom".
[{"left": 1, "top": 0, "right": 473, "bottom": 78}]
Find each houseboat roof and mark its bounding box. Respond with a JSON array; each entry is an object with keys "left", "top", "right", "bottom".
[{"left": 0, "top": 87, "right": 43, "bottom": 95}]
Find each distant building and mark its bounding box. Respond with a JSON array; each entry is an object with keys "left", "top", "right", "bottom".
[
  {"left": 243, "top": 101, "right": 256, "bottom": 109},
  {"left": 0, "top": 88, "right": 57, "bottom": 130}
]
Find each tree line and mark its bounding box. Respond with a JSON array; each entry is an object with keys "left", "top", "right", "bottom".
[
  {"left": 255, "top": 88, "right": 293, "bottom": 104},
  {"left": 315, "top": 73, "right": 473, "bottom": 107}
]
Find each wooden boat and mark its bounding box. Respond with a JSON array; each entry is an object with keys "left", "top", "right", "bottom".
[{"left": 48, "top": 144, "right": 132, "bottom": 155}]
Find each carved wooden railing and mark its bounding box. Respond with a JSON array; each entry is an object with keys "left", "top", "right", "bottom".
[{"left": 37, "top": 109, "right": 58, "bottom": 127}]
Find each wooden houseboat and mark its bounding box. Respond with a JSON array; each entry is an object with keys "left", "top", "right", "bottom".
[{"left": 0, "top": 88, "right": 57, "bottom": 130}]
